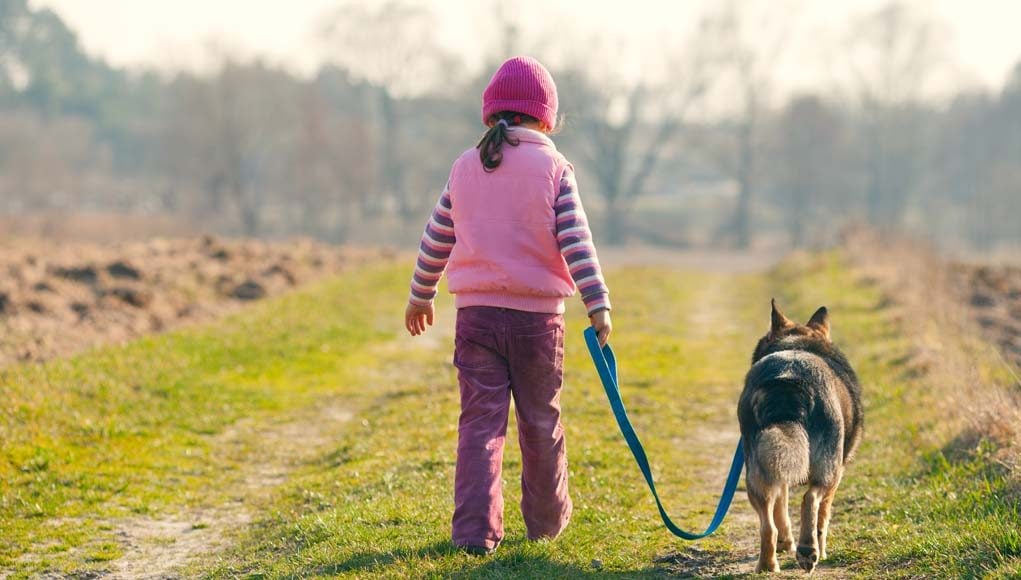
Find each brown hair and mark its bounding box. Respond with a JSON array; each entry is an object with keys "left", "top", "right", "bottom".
[{"left": 476, "top": 111, "right": 539, "bottom": 172}]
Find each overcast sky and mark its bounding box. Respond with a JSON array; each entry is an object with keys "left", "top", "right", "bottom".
[{"left": 30, "top": 0, "right": 1021, "bottom": 99}]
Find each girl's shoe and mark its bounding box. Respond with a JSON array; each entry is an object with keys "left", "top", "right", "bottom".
[{"left": 457, "top": 544, "right": 496, "bottom": 556}]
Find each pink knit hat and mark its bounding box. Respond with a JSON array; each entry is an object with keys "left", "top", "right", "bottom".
[{"left": 482, "top": 56, "right": 558, "bottom": 130}]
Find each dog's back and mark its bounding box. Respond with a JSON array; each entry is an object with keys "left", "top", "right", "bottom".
[
  {"left": 739, "top": 349, "right": 860, "bottom": 488},
  {"left": 737, "top": 301, "right": 863, "bottom": 573}
]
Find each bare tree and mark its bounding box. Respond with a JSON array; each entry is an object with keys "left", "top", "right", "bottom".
[
  {"left": 930, "top": 64, "right": 1021, "bottom": 250},
  {"left": 770, "top": 95, "right": 848, "bottom": 247},
  {"left": 288, "top": 84, "right": 374, "bottom": 242},
  {"left": 319, "top": 1, "right": 456, "bottom": 222},
  {"left": 557, "top": 23, "right": 717, "bottom": 245},
  {"left": 166, "top": 58, "right": 300, "bottom": 236},
  {"left": 699, "top": 0, "right": 791, "bottom": 249},
  {"left": 843, "top": 1, "right": 945, "bottom": 227},
  {"left": 0, "top": 110, "right": 101, "bottom": 212}
]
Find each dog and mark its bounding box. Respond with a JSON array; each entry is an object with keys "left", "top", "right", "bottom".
[{"left": 737, "top": 300, "right": 863, "bottom": 573}]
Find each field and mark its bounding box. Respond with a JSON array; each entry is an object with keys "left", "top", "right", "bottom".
[
  {"left": 2, "top": 246, "right": 1020, "bottom": 578},
  {"left": 0, "top": 236, "right": 387, "bottom": 366}
]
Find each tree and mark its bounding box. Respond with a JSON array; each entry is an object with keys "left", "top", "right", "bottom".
[
  {"left": 697, "top": 0, "right": 791, "bottom": 249},
  {"left": 843, "top": 1, "right": 945, "bottom": 227},
  {"left": 288, "top": 78, "right": 375, "bottom": 242},
  {"left": 0, "top": 110, "right": 101, "bottom": 212},
  {"left": 770, "top": 96, "right": 848, "bottom": 247},
  {"left": 929, "top": 64, "right": 1021, "bottom": 249},
  {"left": 556, "top": 22, "right": 717, "bottom": 245},
  {"left": 319, "top": 1, "right": 457, "bottom": 222},
  {"left": 166, "top": 59, "right": 301, "bottom": 236}
]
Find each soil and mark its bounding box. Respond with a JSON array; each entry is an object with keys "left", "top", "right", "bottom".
[
  {"left": 950, "top": 263, "right": 1021, "bottom": 369},
  {"left": 0, "top": 236, "right": 393, "bottom": 367},
  {"left": 840, "top": 227, "right": 1020, "bottom": 374}
]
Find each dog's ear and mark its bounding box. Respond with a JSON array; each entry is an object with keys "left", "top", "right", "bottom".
[
  {"left": 807, "top": 306, "right": 830, "bottom": 338},
  {"left": 770, "top": 298, "right": 795, "bottom": 334}
]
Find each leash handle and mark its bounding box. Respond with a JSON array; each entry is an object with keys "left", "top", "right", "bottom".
[{"left": 584, "top": 326, "right": 744, "bottom": 540}]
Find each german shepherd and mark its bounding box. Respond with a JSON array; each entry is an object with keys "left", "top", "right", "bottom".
[{"left": 737, "top": 300, "right": 863, "bottom": 573}]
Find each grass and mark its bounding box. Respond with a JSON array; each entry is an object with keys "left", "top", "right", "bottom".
[
  {"left": 769, "top": 253, "right": 1021, "bottom": 578},
  {"left": 2, "top": 253, "right": 1019, "bottom": 578},
  {"left": 0, "top": 265, "right": 402, "bottom": 576}
]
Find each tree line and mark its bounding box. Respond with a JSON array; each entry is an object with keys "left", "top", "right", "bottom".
[{"left": 0, "top": 0, "right": 1018, "bottom": 251}]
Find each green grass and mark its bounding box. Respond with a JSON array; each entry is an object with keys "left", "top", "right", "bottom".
[
  {"left": 1, "top": 265, "right": 402, "bottom": 576},
  {"left": 2, "top": 253, "right": 1019, "bottom": 578},
  {"left": 769, "top": 254, "right": 1021, "bottom": 578}
]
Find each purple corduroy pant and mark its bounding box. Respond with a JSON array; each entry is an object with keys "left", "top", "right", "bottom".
[{"left": 451, "top": 306, "right": 572, "bottom": 550}]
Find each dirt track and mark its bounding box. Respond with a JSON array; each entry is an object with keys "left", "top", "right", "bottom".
[{"left": 0, "top": 236, "right": 391, "bottom": 366}]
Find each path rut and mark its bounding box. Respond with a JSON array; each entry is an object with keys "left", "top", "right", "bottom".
[{"left": 106, "top": 403, "right": 355, "bottom": 579}]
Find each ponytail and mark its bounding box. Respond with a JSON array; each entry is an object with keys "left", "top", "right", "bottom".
[{"left": 476, "top": 112, "right": 538, "bottom": 172}]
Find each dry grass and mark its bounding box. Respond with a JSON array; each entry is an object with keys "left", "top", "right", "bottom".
[
  {"left": 841, "top": 227, "right": 1021, "bottom": 472},
  {"left": 0, "top": 212, "right": 201, "bottom": 243}
]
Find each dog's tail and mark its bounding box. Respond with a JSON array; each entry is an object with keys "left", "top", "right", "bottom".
[{"left": 754, "top": 422, "right": 810, "bottom": 486}]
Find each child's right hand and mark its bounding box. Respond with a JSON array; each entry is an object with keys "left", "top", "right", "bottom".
[
  {"left": 590, "top": 309, "right": 612, "bottom": 347},
  {"left": 405, "top": 302, "right": 435, "bottom": 336}
]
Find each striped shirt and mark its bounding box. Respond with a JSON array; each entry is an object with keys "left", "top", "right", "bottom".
[{"left": 408, "top": 166, "right": 611, "bottom": 315}]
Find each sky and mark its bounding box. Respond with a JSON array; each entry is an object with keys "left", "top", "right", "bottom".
[{"left": 29, "top": 0, "right": 1021, "bottom": 99}]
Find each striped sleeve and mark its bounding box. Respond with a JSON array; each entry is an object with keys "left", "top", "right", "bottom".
[
  {"left": 408, "top": 184, "right": 454, "bottom": 307},
  {"left": 555, "top": 165, "right": 611, "bottom": 315}
]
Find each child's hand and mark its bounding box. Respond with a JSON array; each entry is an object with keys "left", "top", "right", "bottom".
[
  {"left": 590, "top": 309, "right": 612, "bottom": 347},
  {"left": 405, "top": 302, "right": 435, "bottom": 336}
]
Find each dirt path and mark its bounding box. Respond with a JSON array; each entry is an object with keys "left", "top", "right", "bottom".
[
  {"left": 653, "top": 271, "right": 850, "bottom": 578},
  {"left": 105, "top": 402, "right": 355, "bottom": 579},
  {"left": 600, "top": 246, "right": 784, "bottom": 273},
  {"left": 103, "top": 313, "right": 456, "bottom": 579}
]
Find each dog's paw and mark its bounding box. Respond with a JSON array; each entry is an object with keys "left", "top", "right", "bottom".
[
  {"left": 796, "top": 545, "right": 819, "bottom": 572},
  {"left": 755, "top": 558, "right": 781, "bottom": 573},
  {"left": 777, "top": 535, "right": 796, "bottom": 554}
]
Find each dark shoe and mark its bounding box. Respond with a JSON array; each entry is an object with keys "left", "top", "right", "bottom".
[{"left": 457, "top": 544, "right": 496, "bottom": 556}]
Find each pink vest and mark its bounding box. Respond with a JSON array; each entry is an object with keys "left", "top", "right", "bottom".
[{"left": 446, "top": 129, "right": 575, "bottom": 313}]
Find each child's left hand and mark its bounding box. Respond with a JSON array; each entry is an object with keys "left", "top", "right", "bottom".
[
  {"left": 590, "top": 309, "right": 612, "bottom": 347},
  {"left": 405, "top": 303, "right": 435, "bottom": 336}
]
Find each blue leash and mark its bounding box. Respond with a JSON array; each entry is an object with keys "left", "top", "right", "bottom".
[{"left": 583, "top": 326, "right": 745, "bottom": 540}]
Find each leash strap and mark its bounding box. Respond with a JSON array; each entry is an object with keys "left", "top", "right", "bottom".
[{"left": 583, "top": 326, "right": 745, "bottom": 540}]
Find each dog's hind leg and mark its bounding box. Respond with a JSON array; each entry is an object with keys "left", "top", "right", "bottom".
[
  {"left": 774, "top": 484, "right": 795, "bottom": 555},
  {"left": 749, "top": 481, "right": 781, "bottom": 573},
  {"left": 796, "top": 486, "right": 825, "bottom": 572},
  {"left": 816, "top": 469, "right": 843, "bottom": 561}
]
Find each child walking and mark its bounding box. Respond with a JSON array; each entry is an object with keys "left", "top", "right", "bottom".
[{"left": 403, "top": 56, "right": 612, "bottom": 555}]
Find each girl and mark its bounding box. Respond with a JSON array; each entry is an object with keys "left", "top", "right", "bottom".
[{"left": 404, "top": 56, "right": 612, "bottom": 555}]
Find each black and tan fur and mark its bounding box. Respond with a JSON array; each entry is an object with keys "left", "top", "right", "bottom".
[{"left": 737, "top": 300, "right": 863, "bottom": 573}]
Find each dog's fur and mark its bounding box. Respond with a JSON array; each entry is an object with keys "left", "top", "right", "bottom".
[{"left": 737, "top": 300, "right": 863, "bottom": 573}]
